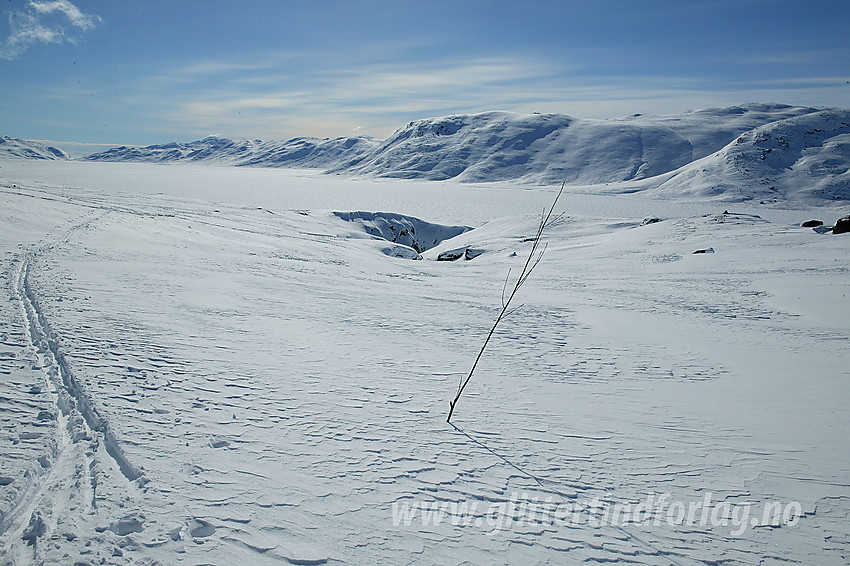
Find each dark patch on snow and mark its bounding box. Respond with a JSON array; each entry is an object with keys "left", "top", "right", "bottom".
[
  {"left": 333, "top": 211, "right": 470, "bottom": 254},
  {"left": 833, "top": 215, "right": 850, "bottom": 234},
  {"left": 437, "top": 247, "right": 485, "bottom": 261},
  {"left": 189, "top": 519, "right": 216, "bottom": 538},
  {"left": 22, "top": 512, "right": 46, "bottom": 546}
]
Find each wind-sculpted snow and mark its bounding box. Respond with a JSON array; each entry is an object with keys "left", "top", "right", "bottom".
[
  {"left": 1, "top": 168, "right": 848, "bottom": 564},
  {"left": 0, "top": 137, "right": 68, "bottom": 161}
]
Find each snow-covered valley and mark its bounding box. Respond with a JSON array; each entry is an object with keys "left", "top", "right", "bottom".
[{"left": 1, "top": 116, "right": 849, "bottom": 564}]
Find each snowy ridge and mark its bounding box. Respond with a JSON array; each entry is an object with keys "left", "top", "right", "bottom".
[
  {"left": 646, "top": 108, "right": 850, "bottom": 202},
  {"left": 0, "top": 137, "right": 68, "bottom": 160},
  {"left": 81, "top": 104, "right": 823, "bottom": 183},
  {"left": 330, "top": 104, "right": 821, "bottom": 184},
  {"left": 83, "top": 134, "right": 379, "bottom": 167},
  {"left": 76, "top": 103, "right": 850, "bottom": 202},
  {"left": 8, "top": 103, "right": 850, "bottom": 202}
]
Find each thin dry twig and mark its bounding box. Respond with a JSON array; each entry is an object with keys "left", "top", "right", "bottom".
[{"left": 447, "top": 183, "right": 565, "bottom": 423}]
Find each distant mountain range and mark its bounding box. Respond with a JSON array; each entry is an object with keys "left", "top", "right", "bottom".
[
  {"left": 81, "top": 135, "right": 379, "bottom": 169},
  {"left": 3, "top": 103, "right": 848, "bottom": 201},
  {"left": 0, "top": 136, "right": 68, "bottom": 160}
]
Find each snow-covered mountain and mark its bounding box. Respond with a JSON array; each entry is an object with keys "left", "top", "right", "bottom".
[
  {"left": 8, "top": 103, "right": 850, "bottom": 202},
  {"left": 83, "top": 135, "right": 379, "bottom": 167},
  {"left": 0, "top": 136, "right": 68, "bottom": 160},
  {"left": 329, "top": 103, "right": 822, "bottom": 184},
  {"left": 646, "top": 108, "right": 850, "bottom": 202},
  {"left": 83, "top": 104, "right": 822, "bottom": 183}
]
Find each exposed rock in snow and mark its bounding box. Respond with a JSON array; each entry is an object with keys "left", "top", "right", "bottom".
[
  {"left": 107, "top": 513, "right": 145, "bottom": 536},
  {"left": 333, "top": 211, "right": 470, "bottom": 253},
  {"left": 833, "top": 215, "right": 850, "bottom": 234},
  {"left": 437, "top": 247, "right": 485, "bottom": 261}
]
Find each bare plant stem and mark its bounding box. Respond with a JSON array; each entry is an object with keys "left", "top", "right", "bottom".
[{"left": 447, "top": 183, "right": 564, "bottom": 423}]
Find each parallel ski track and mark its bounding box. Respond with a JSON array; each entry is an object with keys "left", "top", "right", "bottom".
[{"left": 0, "top": 211, "right": 144, "bottom": 561}]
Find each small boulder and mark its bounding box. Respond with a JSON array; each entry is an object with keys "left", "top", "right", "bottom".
[
  {"left": 833, "top": 215, "right": 850, "bottom": 234},
  {"left": 693, "top": 247, "right": 715, "bottom": 254},
  {"left": 438, "top": 247, "right": 484, "bottom": 261},
  {"left": 108, "top": 513, "right": 145, "bottom": 536},
  {"left": 801, "top": 220, "right": 823, "bottom": 228},
  {"left": 437, "top": 248, "right": 465, "bottom": 261}
]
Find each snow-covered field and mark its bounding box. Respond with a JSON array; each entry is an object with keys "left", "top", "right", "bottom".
[{"left": 0, "top": 159, "right": 848, "bottom": 565}]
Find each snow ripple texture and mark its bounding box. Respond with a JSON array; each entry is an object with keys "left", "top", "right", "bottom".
[{"left": 0, "top": 168, "right": 848, "bottom": 565}]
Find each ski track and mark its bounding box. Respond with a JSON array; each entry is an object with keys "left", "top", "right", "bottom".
[
  {"left": 0, "top": 210, "right": 150, "bottom": 564},
  {"left": 0, "top": 177, "right": 848, "bottom": 564}
]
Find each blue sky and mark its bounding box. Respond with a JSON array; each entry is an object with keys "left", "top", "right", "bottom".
[{"left": 1, "top": 0, "right": 849, "bottom": 150}]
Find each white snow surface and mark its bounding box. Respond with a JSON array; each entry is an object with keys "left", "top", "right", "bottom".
[
  {"left": 74, "top": 104, "right": 850, "bottom": 203},
  {"left": 0, "top": 159, "right": 849, "bottom": 565}
]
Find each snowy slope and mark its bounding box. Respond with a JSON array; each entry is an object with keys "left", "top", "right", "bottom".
[
  {"left": 646, "top": 108, "right": 850, "bottom": 202},
  {"left": 0, "top": 137, "right": 68, "bottom": 160},
  {"left": 75, "top": 103, "right": 850, "bottom": 203},
  {"left": 0, "top": 163, "right": 848, "bottom": 565},
  {"left": 84, "top": 134, "right": 379, "bottom": 168},
  {"left": 330, "top": 104, "right": 821, "bottom": 184}
]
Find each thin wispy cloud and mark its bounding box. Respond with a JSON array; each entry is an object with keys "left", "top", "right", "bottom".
[
  {"left": 140, "top": 55, "right": 564, "bottom": 136},
  {"left": 1, "top": 0, "right": 100, "bottom": 60},
  {"left": 115, "top": 50, "right": 848, "bottom": 141}
]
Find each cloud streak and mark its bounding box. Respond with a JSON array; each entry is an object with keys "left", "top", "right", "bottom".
[
  {"left": 1, "top": 0, "right": 100, "bottom": 60},
  {"left": 120, "top": 51, "right": 849, "bottom": 141}
]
